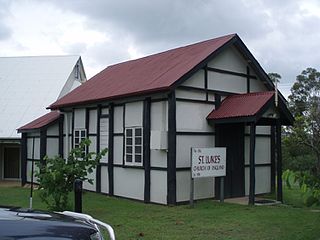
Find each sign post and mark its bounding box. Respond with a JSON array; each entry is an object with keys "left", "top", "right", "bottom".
[{"left": 190, "top": 147, "right": 226, "bottom": 206}]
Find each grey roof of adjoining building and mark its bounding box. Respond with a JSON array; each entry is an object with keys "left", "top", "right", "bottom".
[{"left": 0, "top": 55, "right": 85, "bottom": 138}]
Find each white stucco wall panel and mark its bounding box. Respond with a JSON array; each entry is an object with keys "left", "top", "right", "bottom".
[
  {"left": 114, "top": 106, "right": 123, "bottom": 133},
  {"left": 46, "top": 138, "right": 59, "bottom": 158},
  {"left": 74, "top": 109, "right": 86, "bottom": 129},
  {"left": 150, "top": 149, "right": 167, "bottom": 168},
  {"left": 89, "top": 109, "right": 97, "bottom": 134},
  {"left": 250, "top": 78, "right": 267, "bottom": 92},
  {"left": 181, "top": 69, "right": 205, "bottom": 88},
  {"left": 88, "top": 136, "right": 96, "bottom": 153},
  {"left": 176, "top": 171, "right": 214, "bottom": 202},
  {"left": 101, "top": 166, "right": 109, "bottom": 194},
  {"left": 208, "top": 71, "right": 247, "bottom": 93},
  {"left": 256, "top": 126, "right": 271, "bottom": 135},
  {"left": 113, "top": 136, "right": 123, "bottom": 165},
  {"left": 125, "top": 101, "right": 143, "bottom": 127},
  {"left": 151, "top": 101, "right": 167, "bottom": 131},
  {"left": 175, "top": 89, "right": 206, "bottom": 101},
  {"left": 245, "top": 166, "right": 271, "bottom": 195},
  {"left": 150, "top": 170, "right": 167, "bottom": 204},
  {"left": 208, "top": 46, "right": 247, "bottom": 74},
  {"left": 176, "top": 135, "right": 215, "bottom": 168},
  {"left": 114, "top": 167, "right": 144, "bottom": 200},
  {"left": 26, "top": 161, "right": 39, "bottom": 183},
  {"left": 245, "top": 136, "right": 271, "bottom": 165},
  {"left": 83, "top": 168, "right": 96, "bottom": 192},
  {"left": 47, "top": 124, "right": 59, "bottom": 136},
  {"left": 101, "top": 107, "right": 109, "bottom": 115},
  {"left": 176, "top": 101, "right": 214, "bottom": 132}
]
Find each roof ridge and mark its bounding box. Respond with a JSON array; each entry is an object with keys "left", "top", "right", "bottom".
[
  {"left": 107, "top": 34, "right": 237, "bottom": 68},
  {"left": 0, "top": 55, "right": 80, "bottom": 59},
  {"left": 231, "top": 91, "right": 275, "bottom": 98}
]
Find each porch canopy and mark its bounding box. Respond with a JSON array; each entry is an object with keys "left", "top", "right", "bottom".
[
  {"left": 206, "top": 91, "right": 293, "bottom": 205},
  {"left": 207, "top": 91, "right": 293, "bottom": 126}
]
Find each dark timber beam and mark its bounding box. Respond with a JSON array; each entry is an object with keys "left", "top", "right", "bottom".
[
  {"left": 21, "top": 133, "right": 27, "bottom": 186},
  {"left": 167, "top": 91, "right": 177, "bottom": 205},
  {"left": 40, "top": 129, "right": 47, "bottom": 166},
  {"left": 143, "top": 98, "right": 151, "bottom": 203},
  {"left": 108, "top": 103, "right": 114, "bottom": 196},
  {"left": 276, "top": 120, "right": 283, "bottom": 202},
  {"left": 96, "top": 106, "right": 102, "bottom": 193},
  {"left": 246, "top": 66, "right": 250, "bottom": 93},
  {"left": 249, "top": 122, "right": 256, "bottom": 205},
  {"left": 58, "top": 114, "right": 64, "bottom": 157}
]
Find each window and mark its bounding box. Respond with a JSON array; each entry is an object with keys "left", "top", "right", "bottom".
[
  {"left": 125, "top": 127, "right": 143, "bottom": 166},
  {"left": 74, "top": 129, "right": 87, "bottom": 155}
]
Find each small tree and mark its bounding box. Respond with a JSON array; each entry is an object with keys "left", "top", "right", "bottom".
[
  {"left": 283, "top": 68, "right": 320, "bottom": 206},
  {"left": 36, "top": 139, "right": 107, "bottom": 211}
]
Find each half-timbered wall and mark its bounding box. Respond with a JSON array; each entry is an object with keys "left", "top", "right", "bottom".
[
  {"left": 25, "top": 122, "right": 60, "bottom": 184},
  {"left": 244, "top": 126, "right": 272, "bottom": 195}
]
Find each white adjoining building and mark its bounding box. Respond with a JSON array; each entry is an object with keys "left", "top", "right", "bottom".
[
  {"left": 0, "top": 55, "right": 86, "bottom": 181},
  {"left": 19, "top": 34, "right": 293, "bottom": 205}
]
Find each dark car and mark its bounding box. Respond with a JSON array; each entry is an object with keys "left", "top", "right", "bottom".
[{"left": 0, "top": 206, "right": 115, "bottom": 240}]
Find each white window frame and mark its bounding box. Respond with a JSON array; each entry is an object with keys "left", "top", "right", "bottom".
[
  {"left": 74, "top": 128, "right": 87, "bottom": 155},
  {"left": 125, "top": 127, "right": 143, "bottom": 166}
]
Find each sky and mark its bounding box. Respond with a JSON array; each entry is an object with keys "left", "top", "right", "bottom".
[{"left": 0, "top": 0, "right": 320, "bottom": 97}]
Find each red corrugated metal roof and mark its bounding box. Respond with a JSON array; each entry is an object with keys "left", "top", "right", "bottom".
[
  {"left": 49, "top": 34, "right": 236, "bottom": 109},
  {"left": 18, "top": 111, "right": 60, "bottom": 132},
  {"left": 207, "top": 91, "right": 274, "bottom": 120}
]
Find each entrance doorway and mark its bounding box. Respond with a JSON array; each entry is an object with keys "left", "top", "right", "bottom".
[
  {"left": 3, "top": 146, "right": 20, "bottom": 179},
  {"left": 215, "top": 123, "right": 245, "bottom": 198}
]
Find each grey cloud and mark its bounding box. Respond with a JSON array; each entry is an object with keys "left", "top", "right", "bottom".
[
  {"left": 45, "top": 0, "right": 271, "bottom": 48},
  {"left": 0, "top": 0, "right": 12, "bottom": 40},
  {"left": 43, "top": 0, "right": 320, "bottom": 94}
]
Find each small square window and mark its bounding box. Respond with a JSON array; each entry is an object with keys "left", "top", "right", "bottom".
[
  {"left": 135, "top": 154, "right": 142, "bottom": 163},
  {"left": 135, "top": 128, "right": 142, "bottom": 136},
  {"left": 135, "top": 137, "right": 141, "bottom": 145},
  {"left": 126, "top": 154, "right": 132, "bottom": 162},
  {"left": 126, "top": 138, "right": 132, "bottom": 145},
  {"left": 126, "top": 146, "right": 132, "bottom": 154},
  {"left": 126, "top": 129, "right": 133, "bottom": 137},
  {"left": 135, "top": 146, "right": 142, "bottom": 154}
]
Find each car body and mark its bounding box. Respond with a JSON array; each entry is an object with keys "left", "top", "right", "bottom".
[{"left": 0, "top": 206, "right": 115, "bottom": 240}]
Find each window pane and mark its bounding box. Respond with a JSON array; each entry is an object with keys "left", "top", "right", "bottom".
[
  {"left": 135, "top": 128, "right": 142, "bottom": 136},
  {"left": 75, "top": 131, "right": 79, "bottom": 137},
  {"left": 126, "top": 154, "right": 132, "bottom": 162},
  {"left": 135, "top": 154, "right": 142, "bottom": 163},
  {"left": 135, "top": 137, "right": 141, "bottom": 145},
  {"left": 126, "top": 137, "right": 132, "bottom": 145},
  {"left": 75, "top": 138, "right": 79, "bottom": 144},
  {"left": 126, "top": 128, "right": 133, "bottom": 137},
  {"left": 126, "top": 146, "right": 132, "bottom": 154},
  {"left": 135, "top": 146, "right": 142, "bottom": 154},
  {"left": 81, "top": 131, "right": 86, "bottom": 138}
]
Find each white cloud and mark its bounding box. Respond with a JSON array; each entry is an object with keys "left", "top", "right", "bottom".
[{"left": 0, "top": 0, "right": 320, "bottom": 96}]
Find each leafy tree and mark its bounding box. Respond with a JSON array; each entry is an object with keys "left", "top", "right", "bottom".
[
  {"left": 268, "top": 72, "right": 281, "bottom": 83},
  {"left": 283, "top": 68, "right": 320, "bottom": 206},
  {"left": 288, "top": 68, "right": 320, "bottom": 172},
  {"left": 36, "top": 139, "right": 107, "bottom": 211}
]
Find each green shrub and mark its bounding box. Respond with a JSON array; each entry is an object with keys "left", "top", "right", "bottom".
[
  {"left": 283, "top": 169, "right": 320, "bottom": 207},
  {"left": 36, "top": 139, "right": 107, "bottom": 211}
]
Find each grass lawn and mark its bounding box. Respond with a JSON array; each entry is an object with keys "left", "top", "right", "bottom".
[{"left": 0, "top": 186, "right": 319, "bottom": 240}]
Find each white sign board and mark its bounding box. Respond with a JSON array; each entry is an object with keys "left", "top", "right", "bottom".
[{"left": 191, "top": 147, "right": 226, "bottom": 178}]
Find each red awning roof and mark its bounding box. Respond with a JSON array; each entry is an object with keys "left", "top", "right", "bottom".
[
  {"left": 207, "top": 91, "right": 275, "bottom": 122},
  {"left": 18, "top": 111, "right": 60, "bottom": 132},
  {"left": 49, "top": 34, "right": 236, "bottom": 109}
]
